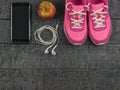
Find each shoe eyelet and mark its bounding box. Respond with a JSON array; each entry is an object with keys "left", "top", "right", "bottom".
[{"left": 66, "top": 2, "right": 73, "bottom": 10}]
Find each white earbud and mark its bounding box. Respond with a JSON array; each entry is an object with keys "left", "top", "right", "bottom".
[{"left": 34, "top": 23, "right": 59, "bottom": 56}]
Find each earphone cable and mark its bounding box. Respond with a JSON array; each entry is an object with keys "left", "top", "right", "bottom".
[{"left": 34, "top": 23, "right": 59, "bottom": 55}]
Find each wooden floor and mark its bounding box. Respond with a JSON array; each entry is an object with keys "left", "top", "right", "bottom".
[{"left": 0, "top": 0, "right": 120, "bottom": 90}]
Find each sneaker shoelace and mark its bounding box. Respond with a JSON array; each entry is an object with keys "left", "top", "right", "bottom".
[
  {"left": 84, "top": 3, "right": 91, "bottom": 11},
  {"left": 90, "top": 6, "right": 108, "bottom": 28},
  {"left": 66, "top": 2, "right": 86, "bottom": 29},
  {"left": 70, "top": 10, "right": 86, "bottom": 29}
]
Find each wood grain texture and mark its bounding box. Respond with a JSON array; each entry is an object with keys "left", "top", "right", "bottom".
[
  {"left": 0, "top": 0, "right": 120, "bottom": 90},
  {"left": 0, "top": 44, "right": 119, "bottom": 70},
  {"left": 0, "top": 69, "right": 120, "bottom": 90},
  {"left": 0, "top": 0, "right": 119, "bottom": 19},
  {"left": 44, "top": 69, "right": 120, "bottom": 90},
  {"left": 0, "top": 19, "right": 119, "bottom": 45}
]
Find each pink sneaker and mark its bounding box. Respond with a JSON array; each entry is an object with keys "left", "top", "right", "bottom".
[
  {"left": 88, "top": 0, "right": 112, "bottom": 45},
  {"left": 64, "top": 0, "right": 87, "bottom": 45}
]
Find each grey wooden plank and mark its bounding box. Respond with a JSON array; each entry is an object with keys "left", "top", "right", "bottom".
[
  {"left": 109, "top": 0, "right": 120, "bottom": 18},
  {"left": 40, "top": 45, "right": 120, "bottom": 70},
  {"left": 0, "top": 0, "right": 64, "bottom": 19},
  {"left": 0, "top": 0, "right": 119, "bottom": 19},
  {"left": 0, "top": 69, "right": 44, "bottom": 90},
  {"left": 0, "top": 69, "right": 11, "bottom": 81},
  {"left": 0, "top": 44, "right": 119, "bottom": 70},
  {"left": 0, "top": 69, "right": 14, "bottom": 90},
  {"left": 0, "top": 44, "right": 12, "bottom": 68},
  {"left": 0, "top": 20, "right": 11, "bottom": 43},
  {"left": 0, "top": 81, "right": 14, "bottom": 90},
  {"left": 1, "top": 68, "right": 120, "bottom": 90},
  {"left": 0, "top": 19, "right": 119, "bottom": 45},
  {"left": 11, "top": 69, "right": 43, "bottom": 90},
  {"left": 44, "top": 69, "right": 120, "bottom": 90}
]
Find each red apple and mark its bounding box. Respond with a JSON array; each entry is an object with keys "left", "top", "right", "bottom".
[{"left": 38, "top": 1, "right": 56, "bottom": 19}]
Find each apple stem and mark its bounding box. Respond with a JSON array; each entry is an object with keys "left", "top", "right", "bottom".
[{"left": 44, "top": 6, "right": 48, "bottom": 11}]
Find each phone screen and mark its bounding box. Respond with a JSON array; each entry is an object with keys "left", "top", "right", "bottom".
[{"left": 11, "top": 3, "right": 31, "bottom": 43}]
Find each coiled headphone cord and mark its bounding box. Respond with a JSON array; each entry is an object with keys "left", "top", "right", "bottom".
[{"left": 34, "top": 23, "right": 59, "bottom": 55}]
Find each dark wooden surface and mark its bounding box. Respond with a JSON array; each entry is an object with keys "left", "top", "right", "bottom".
[{"left": 0, "top": 0, "right": 120, "bottom": 90}]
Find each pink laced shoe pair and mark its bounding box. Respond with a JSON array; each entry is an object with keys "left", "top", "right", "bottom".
[{"left": 64, "top": 0, "right": 112, "bottom": 45}]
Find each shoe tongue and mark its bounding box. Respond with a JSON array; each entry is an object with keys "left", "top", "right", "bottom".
[
  {"left": 71, "top": 4, "right": 84, "bottom": 11},
  {"left": 91, "top": 3, "right": 104, "bottom": 10}
]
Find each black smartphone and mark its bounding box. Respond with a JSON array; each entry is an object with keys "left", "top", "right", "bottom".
[{"left": 11, "top": 3, "right": 31, "bottom": 43}]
